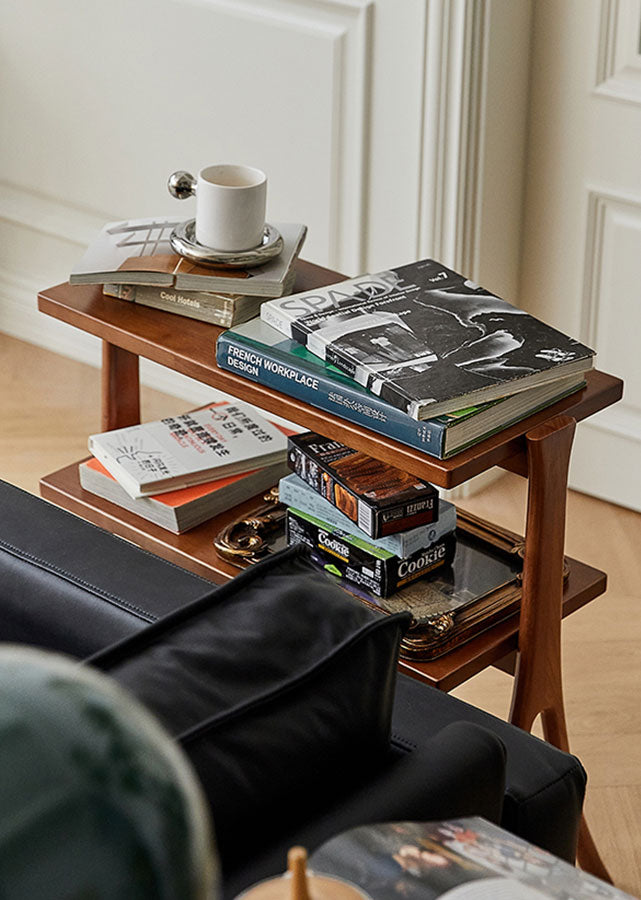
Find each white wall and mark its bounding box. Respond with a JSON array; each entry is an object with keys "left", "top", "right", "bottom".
[{"left": 0, "top": 0, "right": 532, "bottom": 411}]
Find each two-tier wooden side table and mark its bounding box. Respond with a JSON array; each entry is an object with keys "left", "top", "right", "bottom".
[{"left": 38, "top": 261, "right": 623, "bottom": 880}]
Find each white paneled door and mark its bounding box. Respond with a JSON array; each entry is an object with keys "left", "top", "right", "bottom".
[{"left": 519, "top": 0, "right": 641, "bottom": 511}]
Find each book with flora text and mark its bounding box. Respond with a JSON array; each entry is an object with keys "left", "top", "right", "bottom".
[{"left": 287, "top": 432, "right": 439, "bottom": 539}]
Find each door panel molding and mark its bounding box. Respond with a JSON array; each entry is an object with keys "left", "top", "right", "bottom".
[
  {"left": 582, "top": 187, "right": 641, "bottom": 444},
  {"left": 595, "top": 0, "right": 641, "bottom": 105},
  {"left": 419, "top": 0, "right": 487, "bottom": 276}
]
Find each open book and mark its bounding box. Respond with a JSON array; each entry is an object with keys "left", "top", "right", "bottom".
[{"left": 309, "top": 818, "right": 632, "bottom": 899}]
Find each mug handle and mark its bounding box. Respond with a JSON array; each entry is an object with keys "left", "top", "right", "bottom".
[{"left": 167, "top": 171, "right": 196, "bottom": 200}]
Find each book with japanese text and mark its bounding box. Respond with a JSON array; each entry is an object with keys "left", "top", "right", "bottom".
[
  {"left": 79, "top": 457, "right": 289, "bottom": 533},
  {"left": 88, "top": 401, "right": 291, "bottom": 499}
]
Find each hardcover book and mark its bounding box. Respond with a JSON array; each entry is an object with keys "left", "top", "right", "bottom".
[
  {"left": 88, "top": 401, "right": 291, "bottom": 499},
  {"left": 279, "top": 473, "right": 456, "bottom": 558},
  {"left": 287, "top": 432, "right": 439, "bottom": 539},
  {"left": 70, "top": 218, "right": 307, "bottom": 298},
  {"left": 286, "top": 507, "right": 456, "bottom": 598},
  {"left": 216, "top": 318, "right": 585, "bottom": 458},
  {"left": 103, "top": 277, "right": 294, "bottom": 327},
  {"left": 309, "top": 817, "right": 632, "bottom": 899},
  {"left": 79, "top": 457, "right": 290, "bottom": 534},
  {"left": 260, "top": 259, "right": 595, "bottom": 419}
]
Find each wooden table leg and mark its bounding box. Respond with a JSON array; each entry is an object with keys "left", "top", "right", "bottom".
[
  {"left": 101, "top": 341, "right": 141, "bottom": 432},
  {"left": 508, "top": 415, "right": 611, "bottom": 882}
]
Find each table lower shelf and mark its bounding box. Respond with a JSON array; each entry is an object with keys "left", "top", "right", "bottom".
[{"left": 40, "top": 459, "right": 607, "bottom": 693}]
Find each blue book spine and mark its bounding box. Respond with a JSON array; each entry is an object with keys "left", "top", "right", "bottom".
[{"left": 216, "top": 330, "right": 447, "bottom": 458}]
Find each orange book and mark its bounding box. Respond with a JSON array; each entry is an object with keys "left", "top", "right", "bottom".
[{"left": 79, "top": 456, "right": 289, "bottom": 534}]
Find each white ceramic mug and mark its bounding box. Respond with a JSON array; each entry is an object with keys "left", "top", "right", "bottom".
[{"left": 194, "top": 164, "right": 266, "bottom": 252}]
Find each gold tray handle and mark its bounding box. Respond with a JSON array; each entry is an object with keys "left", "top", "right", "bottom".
[{"left": 213, "top": 495, "right": 286, "bottom": 566}]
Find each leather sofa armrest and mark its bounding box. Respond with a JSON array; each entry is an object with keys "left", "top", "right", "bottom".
[
  {"left": 222, "top": 721, "right": 507, "bottom": 899},
  {"left": 0, "top": 480, "right": 215, "bottom": 657}
]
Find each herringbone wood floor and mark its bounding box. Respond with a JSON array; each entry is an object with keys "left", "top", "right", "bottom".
[{"left": 1, "top": 332, "right": 640, "bottom": 896}]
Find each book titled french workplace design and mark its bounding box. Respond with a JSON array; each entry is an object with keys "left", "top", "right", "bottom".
[
  {"left": 216, "top": 318, "right": 586, "bottom": 459},
  {"left": 88, "top": 401, "right": 292, "bottom": 500},
  {"left": 287, "top": 432, "right": 439, "bottom": 539},
  {"left": 309, "top": 818, "right": 632, "bottom": 899},
  {"left": 260, "top": 259, "right": 595, "bottom": 419},
  {"left": 70, "top": 218, "right": 306, "bottom": 298},
  {"left": 79, "top": 457, "right": 290, "bottom": 534},
  {"left": 279, "top": 473, "right": 457, "bottom": 558}
]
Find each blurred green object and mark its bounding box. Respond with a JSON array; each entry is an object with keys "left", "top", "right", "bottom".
[{"left": 0, "top": 645, "right": 218, "bottom": 899}]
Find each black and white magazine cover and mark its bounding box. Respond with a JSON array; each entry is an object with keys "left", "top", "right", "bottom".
[{"left": 261, "top": 260, "right": 595, "bottom": 420}]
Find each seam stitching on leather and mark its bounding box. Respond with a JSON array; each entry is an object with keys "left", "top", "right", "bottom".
[
  {"left": 10, "top": 490, "right": 213, "bottom": 585},
  {"left": 0, "top": 538, "right": 156, "bottom": 621},
  {"left": 391, "top": 732, "right": 417, "bottom": 751}
]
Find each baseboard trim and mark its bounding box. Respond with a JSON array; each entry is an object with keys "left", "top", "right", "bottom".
[{"left": 0, "top": 269, "right": 224, "bottom": 407}]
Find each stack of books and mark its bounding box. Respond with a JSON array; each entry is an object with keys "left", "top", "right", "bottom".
[
  {"left": 279, "top": 431, "right": 457, "bottom": 598},
  {"left": 216, "top": 257, "right": 595, "bottom": 459},
  {"left": 79, "top": 401, "right": 292, "bottom": 534},
  {"left": 70, "top": 217, "right": 307, "bottom": 327}
]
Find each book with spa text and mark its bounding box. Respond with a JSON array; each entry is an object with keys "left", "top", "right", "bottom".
[
  {"left": 260, "top": 259, "right": 594, "bottom": 419},
  {"left": 216, "top": 317, "right": 585, "bottom": 458}
]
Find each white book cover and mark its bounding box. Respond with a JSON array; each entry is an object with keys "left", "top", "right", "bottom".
[
  {"left": 260, "top": 273, "right": 397, "bottom": 336},
  {"left": 88, "top": 401, "right": 290, "bottom": 498},
  {"left": 70, "top": 218, "right": 307, "bottom": 297}
]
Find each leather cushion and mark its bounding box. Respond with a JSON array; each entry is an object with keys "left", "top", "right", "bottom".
[{"left": 88, "top": 544, "right": 411, "bottom": 858}]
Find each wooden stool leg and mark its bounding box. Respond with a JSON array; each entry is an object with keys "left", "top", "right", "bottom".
[
  {"left": 508, "top": 415, "right": 612, "bottom": 883},
  {"left": 101, "top": 341, "right": 140, "bottom": 432}
]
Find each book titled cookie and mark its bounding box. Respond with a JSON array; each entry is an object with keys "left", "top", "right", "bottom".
[{"left": 286, "top": 432, "right": 439, "bottom": 539}]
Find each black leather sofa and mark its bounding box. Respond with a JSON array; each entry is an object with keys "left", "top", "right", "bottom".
[{"left": 0, "top": 479, "right": 586, "bottom": 896}]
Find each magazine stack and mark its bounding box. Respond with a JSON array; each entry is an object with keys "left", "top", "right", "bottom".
[{"left": 69, "top": 218, "right": 307, "bottom": 327}]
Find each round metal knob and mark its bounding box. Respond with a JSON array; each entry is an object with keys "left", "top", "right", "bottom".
[{"left": 167, "top": 170, "right": 196, "bottom": 200}]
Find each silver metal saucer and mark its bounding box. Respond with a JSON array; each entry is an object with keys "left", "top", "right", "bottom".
[{"left": 169, "top": 219, "right": 283, "bottom": 268}]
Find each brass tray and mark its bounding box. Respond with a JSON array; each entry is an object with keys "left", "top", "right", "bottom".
[{"left": 213, "top": 494, "right": 567, "bottom": 661}]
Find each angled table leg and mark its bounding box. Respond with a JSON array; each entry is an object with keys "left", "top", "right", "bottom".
[
  {"left": 508, "top": 415, "right": 611, "bottom": 882},
  {"left": 101, "top": 341, "right": 140, "bottom": 431}
]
